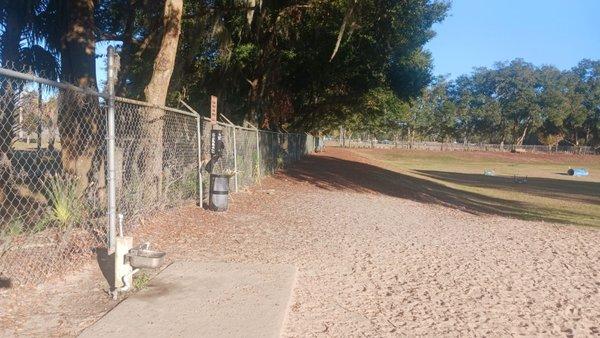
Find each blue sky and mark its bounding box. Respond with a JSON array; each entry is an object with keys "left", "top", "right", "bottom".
[
  {"left": 95, "top": 42, "right": 120, "bottom": 91},
  {"left": 425, "top": 0, "right": 600, "bottom": 78}
]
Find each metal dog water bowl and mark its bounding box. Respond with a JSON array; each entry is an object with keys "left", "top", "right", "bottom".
[{"left": 126, "top": 248, "right": 166, "bottom": 269}]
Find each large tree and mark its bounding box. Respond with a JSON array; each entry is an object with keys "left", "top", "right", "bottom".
[
  {"left": 141, "top": 0, "right": 183, "bottom": 199},
  {"left": 34, "top": 0, "right": 107, "bottom": 206},
  {"left": 574, "top": 59, "right": 600, "bottom": 147}
]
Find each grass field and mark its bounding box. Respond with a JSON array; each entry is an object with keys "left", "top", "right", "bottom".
[
  {"left": 13, "top": 140, "right": 61, "bottom": 151},
  {"left": 350, "top": 148, "right": 600, "bottom": 227}
]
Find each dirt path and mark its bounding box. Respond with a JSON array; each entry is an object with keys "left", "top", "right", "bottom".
[{"left": 2, "top": 148, "right": 600, "bottom": 336}]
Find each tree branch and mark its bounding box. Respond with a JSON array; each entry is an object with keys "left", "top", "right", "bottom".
[{"left": 330, "top": 1, "right": 356, "bottom": 62}]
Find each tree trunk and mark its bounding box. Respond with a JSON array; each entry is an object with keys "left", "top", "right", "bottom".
[
  {"left": 516, "top": 123, "right": 529, "bottom": 146},
  {"left": 247, "top": 78, "right": 260, "bottom": 126},
  {"left": 140, "top": 0, "right": 183, "bottom": 202},
  {"left": 115, "top": 0, "right": 138, "bottom": 96},
  {"left": 55, "top": 0, "right": 106, "bottom": 206},
  {"left": 37, "top": 83, "right": 42, "bottom": 152}
]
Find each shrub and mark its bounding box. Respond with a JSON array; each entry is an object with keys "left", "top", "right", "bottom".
[
  {"left": 179, "top": 169, "right": 198, "bottom": 199},
  {"left": 1, "top": 218, "right": 25, "bottom": 237},
  {"left": 165, "top": 169, "right": 198, "bottom": 202},
  {"left": 43, "top": 175, "right": 85, "bottom": 230}
]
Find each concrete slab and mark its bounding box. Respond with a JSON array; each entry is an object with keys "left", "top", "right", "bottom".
[{"left": 79, "top": 261, "right": 297, "bottom": 338}]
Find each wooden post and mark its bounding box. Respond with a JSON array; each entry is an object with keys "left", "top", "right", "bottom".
[{"left": 232, "top": 126, "right": 238, "bottom": 192}]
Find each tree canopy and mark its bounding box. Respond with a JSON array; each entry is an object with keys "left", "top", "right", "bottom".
[{"left": 1, "top": 0, "right": 449, "bottom": 131}]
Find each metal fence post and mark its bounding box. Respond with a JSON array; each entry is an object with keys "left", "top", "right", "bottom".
[
  {"left": 196, "top": 116, "right": 203, "bottom": 208},
  {"left": 232, "top": 126, "right": 238, "bottom": 192},
  {"left": 106, "top": 46, "right": 117, "bottom": 252},
  {"left": 256, "top": 129, "right": 261, "bottom": 180}
]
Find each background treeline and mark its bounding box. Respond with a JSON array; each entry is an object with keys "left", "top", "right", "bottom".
[{"left": 344, "top": 59, "right": 600, "bottom": 148}]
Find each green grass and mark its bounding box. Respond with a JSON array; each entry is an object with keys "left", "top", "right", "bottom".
[
  {"left": 13, "top": 140, "right": 61, "bottom": 151},
  {"left": 133, "top": 272, "right": 151, "bottom": 291},
  {"left": 354, "top": 148, "right": 600, "bottom": 227}
]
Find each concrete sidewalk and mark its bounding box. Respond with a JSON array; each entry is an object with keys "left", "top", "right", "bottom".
[{"left": 79, "top": 261, "right": 297, "bottom": 338}]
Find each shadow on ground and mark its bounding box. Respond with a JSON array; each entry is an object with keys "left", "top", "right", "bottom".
[
  {"left": 0, "top": 277, "right": 12, "bottom": 289},
  {"left": 280, "top": 154, "right": 599, "bottom": 226},
  {"left": 417, "top": 170, "right": 600, "bottom": 205},
  {"left": 96, "top": 248, "right": 115, "bottom": 290}
]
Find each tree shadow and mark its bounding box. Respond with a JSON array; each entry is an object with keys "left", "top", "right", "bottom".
[
  {"left": 280, "top": 155, "right": 598, "bottom": 226},
  {"left": 96, "top": 247, "right": 115, "bottom": 290},
  {"left": 0, "top": 277, "right": 12, "bottom": 289},
  {"left": 417, "top": 170, "right": 600, "bottom": 205}
]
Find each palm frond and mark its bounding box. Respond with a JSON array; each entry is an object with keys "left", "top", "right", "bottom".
[{"left": 20, "top": 44, "right": 59, "bottom": 80}]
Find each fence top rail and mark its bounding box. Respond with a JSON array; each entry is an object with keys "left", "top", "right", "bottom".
[
  {"left": 0, "top": 67, "right": 109, "bottom": 99},
  {"left": 181, "top": 100, "right": 305, "bottom": 135},
  {"left": 215, "top": 120, "right": 257, "bottom": 132},
  {"left": 114, "top": 96, "right": 197, "bottom": 118},
  {"left": 1, "top": 66, "right": 314, "bottom": 137},
  {"left": 0, "top": 67, "right": 198, "bottom": 119},
  {"left": 209, "top": 117, "right": 309, "bottom": 136}
]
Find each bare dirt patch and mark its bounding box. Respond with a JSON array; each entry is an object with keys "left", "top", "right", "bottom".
[{"left": 2, "top": 148, "right": 600, "bottom": 336}]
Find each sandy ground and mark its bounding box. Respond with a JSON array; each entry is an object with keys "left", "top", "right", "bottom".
[{"left": 2, "top": 148, "right": 600, "bottom": 336}]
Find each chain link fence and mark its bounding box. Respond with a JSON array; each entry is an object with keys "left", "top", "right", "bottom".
[
  {"left": 329, "top": 139, "right": 597, "bottom": 155},
  {"left": 112, "top": 101, "right": 201, "bottom": 227},
  {"left": 0, "top": 64, "right": 316, "bottom": 286},
  {"left": 0, "top": 68, "right": 108, "bottom": 285}
]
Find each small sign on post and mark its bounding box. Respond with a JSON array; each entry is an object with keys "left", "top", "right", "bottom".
[
  {"left": 210, "top": 95, "right": 218, "bottom": 125},
  {"left": 210, "top": 129, "right": 224, "bottom": 156}
]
